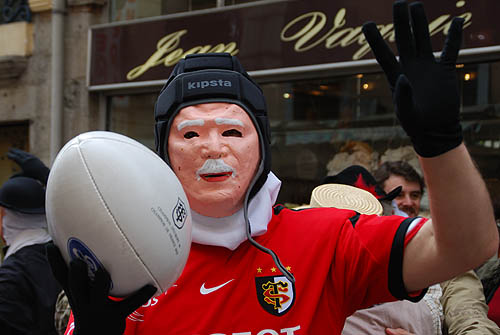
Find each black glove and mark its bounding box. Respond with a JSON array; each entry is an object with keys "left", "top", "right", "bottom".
[
  {"left": 46, "top": 243, "right": 157, "bottom": 335},
  {"left": 7, "top": 148, "right": 50, "bottom": 185},
  {"left": 362, "top": 1, "right": 464, "bottom": 157}
]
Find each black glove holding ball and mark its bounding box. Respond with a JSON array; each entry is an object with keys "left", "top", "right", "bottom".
[
  {"left": 46, "top": 244, "right": 157, "bottom": 335},
  {"left": 362, "top": 0, "right": 464, "bottom": 157}
]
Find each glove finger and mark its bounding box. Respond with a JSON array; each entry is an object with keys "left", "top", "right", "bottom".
[
  {"left": 44, "top": 243, "right": 81, "bottom": 312},
  {"left": 393, "top": 0, "right": 415, "bottom": 61},
  {"left": 68, "top": 258, "right": 92, "bottom": 306},
  {"left": 90, "top": 266, "right": 112, "bottom": 305},
  {"left": 394, "top": 74, "right": 415, "bottom": 129},
  {"left": 46, "top": 242, "right": 70, "bottom": 290},
  {"left": 362, "top": 22, "right": 401, "bottom": 87},
  {"left": 119, "top": 284, "right": 157, "bottom": 317},
  {"left": 440, "top": 17, "right": 464, "bottom": 65},
  {"left": 409, "top": 2, "right": 434, "bottom": 60},
  {"left": 6, "top": 148, "right": 23, "bottom": 162}
]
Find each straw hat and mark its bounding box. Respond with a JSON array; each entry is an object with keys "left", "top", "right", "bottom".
[{"left": 309, "top": 183, "right": 383, "bottom": 215}]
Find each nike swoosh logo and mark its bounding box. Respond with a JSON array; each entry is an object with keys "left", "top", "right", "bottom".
[{"left": 200, "top": 279, "right": 234, "bottom": 295}]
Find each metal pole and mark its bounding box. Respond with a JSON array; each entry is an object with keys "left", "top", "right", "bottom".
[{"left": 50, "top": 0, "right": 66, "bottom": 163}]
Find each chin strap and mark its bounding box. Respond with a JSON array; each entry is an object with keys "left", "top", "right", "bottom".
[{"left": 243, "top": 167, "right": 295, "bottom": 284}]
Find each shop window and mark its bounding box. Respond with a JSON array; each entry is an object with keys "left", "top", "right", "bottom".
[
  {"left": 108, "top": 94, "right": 157, "bottom": 149},
  {"left": 191, "top": 0, "right": 218, "bottom": 11},
  {"left": 459, "top": 62, "right": 500, "bottom": 182},
  {"left": 107, "top": 60, "right": 500, "bottom": 209},
  {"left": 224, "top": 0, "right": 262, "bottom": 5},
  {"left": 110, "top": 0, "right": 163, "bottom": 22},
  {"left": 109, "top": 0, "right": 263, "bottom": 21},
  {"left": 261, "top": 61, "right": 500, "bottom": 207}
]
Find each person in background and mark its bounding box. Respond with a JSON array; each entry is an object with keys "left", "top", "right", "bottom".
[
  {"left": 321, "top": 164, "right": 403, "bottom": 216},
  {"left": 374, "top": 160, "right": 424, "bottom": 217},
  {"left": 373, "top": 161, "right": 500, "bottom": 334},
  {"left": 440, "top": 271, "right": 500, "bottom": 335},
  {"left": 0, "top": 148, "right": 61, "bottom": 335},
  {"left": 475, "top": 180, "right": 500, "bottom": 329},
  {"left": 321, "top": 165, "right": 444, "bottom": 335},
  {"left": 7, "top": 148, "right": 73, "bottom": 335},
  {"left": 325, "top": 166, "right": 500, "bottom": 335}
]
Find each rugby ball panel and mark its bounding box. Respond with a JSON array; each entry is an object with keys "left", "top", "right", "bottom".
[
  {"left": 79, "top": 133, "right": 191, "bottom": 292},
  {"left": 46, "top": 131, "right": 191, "bottom": 297}
]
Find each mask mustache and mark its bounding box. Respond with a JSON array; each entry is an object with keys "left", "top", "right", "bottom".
[{"left": 196, "top": 159, "right": 237, "bottom": 180}]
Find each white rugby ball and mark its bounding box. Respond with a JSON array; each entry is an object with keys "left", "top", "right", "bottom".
[{"left": 46, "top": 131, "right": 192, "bottom": 297}]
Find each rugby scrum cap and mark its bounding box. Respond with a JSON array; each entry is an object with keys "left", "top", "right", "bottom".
[
  {"left": 0, "top": 176, "right": 45, "bottom": 214},
  {"left": 154, "top": 53, "right": 271, "bottom": 198}
]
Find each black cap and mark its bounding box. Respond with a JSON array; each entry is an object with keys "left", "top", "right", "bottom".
[
  {"left": 154, "top": 53, "right": 271, "bottom": 199},
  {"left": 0, "top": 176, "right": 46, "bottom": 214},
  {"left": 321, "top": 165, "right": 401, "bottom": 201}
]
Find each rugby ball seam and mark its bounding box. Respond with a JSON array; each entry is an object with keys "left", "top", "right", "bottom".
[{"left": 75, "top": 139, "right": 161, "bottom": 291}]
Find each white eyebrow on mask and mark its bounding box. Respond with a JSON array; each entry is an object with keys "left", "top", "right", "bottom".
[
  {"left": 215, "top": 118, "right": 244, "bottom": 127},
  {"left": 177, "top": 119, "right": 204, "bottom": 131}
]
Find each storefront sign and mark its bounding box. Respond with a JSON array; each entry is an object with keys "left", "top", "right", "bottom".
[{"left": 89, "top": 0, "right": 499, "bottom": 86}]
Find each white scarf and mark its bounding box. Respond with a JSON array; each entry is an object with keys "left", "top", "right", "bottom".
[
  {"left": 2, "top": 209, "right": 52, "bottom": 260},
  {"left": 191, "top": 172, "right": 281, "bottom": 250}
]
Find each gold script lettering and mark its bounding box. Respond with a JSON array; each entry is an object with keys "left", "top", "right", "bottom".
[
  {"left": 281, "top": 9, "right": 472, "bottom": 61},
  {"left": 127, "top": 30, "right": 239, "bottom": 81},
  {"left": 281, "top": 10, "right": 345, "bottom": 52},
  {"left": 127, "top": 30, "right": 187, "bottom": 80}
]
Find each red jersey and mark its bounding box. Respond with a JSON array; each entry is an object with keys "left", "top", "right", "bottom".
[
  {"left": 65, "top": 205, "right": 425, "bottom": 335},
  {"left": 488, "top": 287, "right": 500, "bottom": 327}
]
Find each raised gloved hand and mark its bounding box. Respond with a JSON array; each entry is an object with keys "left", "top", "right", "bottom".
[
  {"left": 7, "top": 148, "right": 50, "bottom": 185},
  {"left": 46, "top": 243, "right": 157, "bottom": 335},
  {"left": 362, "top": 1, "right": 464, "bottom": 157}
]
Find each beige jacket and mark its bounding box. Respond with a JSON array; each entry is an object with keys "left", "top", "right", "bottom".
[
  {"left": 342, "top": 284, "right": 443, "bottom": 335},
  {"left": 441, "top": 270, "right": 500, "bottom": 335}
]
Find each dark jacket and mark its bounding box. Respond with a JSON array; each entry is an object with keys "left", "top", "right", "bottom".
[{"left": 0, "top": 243, "right": 61, "bottom": 335}]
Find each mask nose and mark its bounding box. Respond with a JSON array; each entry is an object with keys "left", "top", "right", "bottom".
[
  {"left": 200, "top": 132, "right": 226, "bottom": 159},
  {"left": 202, "top": 150, "right": 223, "bottom": 159}
]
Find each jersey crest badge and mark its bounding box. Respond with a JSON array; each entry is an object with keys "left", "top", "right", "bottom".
[{"left": 255, "top": 275, "right": 295, "bottom": 316}]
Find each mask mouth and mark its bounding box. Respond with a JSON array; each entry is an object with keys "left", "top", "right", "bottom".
[
  {"left": 196, "top": 158, "right": 236, "bottom": 181},
  {"left": 199, "top": 172, "right": 233, "bottom": 182}
]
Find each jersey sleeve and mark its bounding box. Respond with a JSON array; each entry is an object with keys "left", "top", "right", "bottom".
[
  {"left": 64, "top": 313, "right": 75, "bottom": 335},
  {"left": 332, "top": 213, "right": 427, "bottom": 316}
]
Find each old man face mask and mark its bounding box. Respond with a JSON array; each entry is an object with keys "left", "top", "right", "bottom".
[{"left": 168, "top": 102, "right": 260, "bottom": 218}]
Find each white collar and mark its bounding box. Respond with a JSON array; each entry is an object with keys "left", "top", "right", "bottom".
[
  {"left": 4, "top": 228, "right": 52, "bottom": 260},
  {"left": 191, "top": 172, "right": 281, "bottom": 250},
  {"left": 2, "top": 209, "right": 48, "bottom": 244}
]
